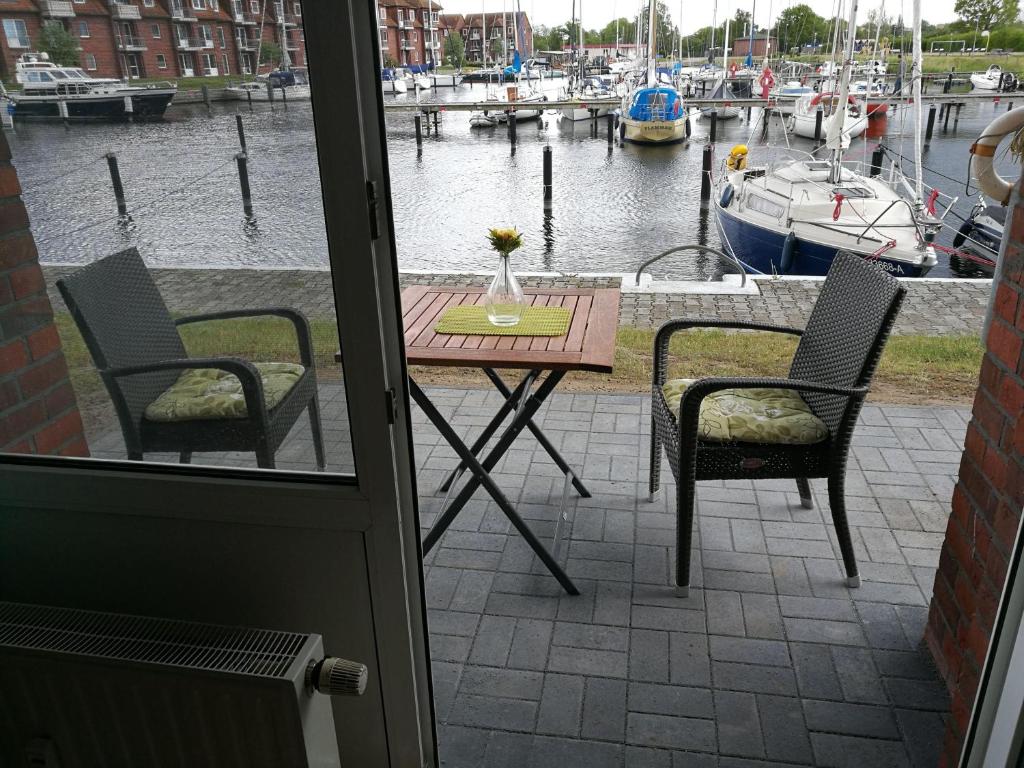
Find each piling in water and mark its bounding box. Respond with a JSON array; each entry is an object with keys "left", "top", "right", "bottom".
[
  {"left": 954, "top": 103, "right": 962, "bottom": 132},
  {"left": 814, "top": 106, "right": 823, "bottom": 143},
  {"left": 235, "top": 114, "right": 247, "bottom": 153},
  {"left": 925, "top": 104, "right": 936, "bottom": 145},
  {"left": 870, "top": 146, "right": 884, "bottom": 177},
  {"left": 709, "top": 109, "right": 718, "bottom": 142},
  {"left": 509, "top": 111, "right": 517, "bottom": 147},
  {"left": 543, "top": 145, "right": 552, "bottom": 203},
  {"left": 247, "top": 89, "right": 253, "bottom": 111},
  {"left": 944, "top": 72, "right": 952, "bottom": 94},
  {"left": 202, "top": 85, "right": 210, "bottom": 110},
  {"left": 236, "top": 151, "right": 253, "bottom": 217},
  {"left": 606, "top": 113, "right": 614, "bottom": 146},
  {"left": 105, "top": 153, "right": 128, "bottom": 217},
  {"left": 942, "top": 102, "right": 951, "bottom": 131},
  {"left": 266, "top": 81, "right": 275, "bottom": 103},
  {"left": 414, "top": 115, "right": 423, "bottom": 146},
  {"left": 700, "top": 144, "right": 713, "bottom": 205},
  {"left": 685, "top": 116, "right": 692, "bottom": 138}
]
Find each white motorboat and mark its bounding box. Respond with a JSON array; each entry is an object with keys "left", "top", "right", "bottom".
[
  {"left": 971, "top": 64, "right": 1016, "bottom": 91},
  {"left": 413, "top": 74, "right": 432, "bottom": 90},
  {"left": 225, "top": 68, "right": 311, "bottom": 101},
  {"left": 3, "top": 52, "right": 175, "bottom": 120},
  {"left": 771, "top": 81, "right": 814, "bottom": 114},
  {"left": 713, "top": 0, "right": 939, "bottom": 278},
  {"left": 469, "top": 84, "right": 545, "bottom": 125},
  {"left": 790, "top": 92, "right": 867, "bottom": 140}
]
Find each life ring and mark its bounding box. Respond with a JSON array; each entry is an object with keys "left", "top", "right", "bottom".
[
  {"left": 720, "top": 183, "right": 735, "bottom": 208},
  {"left": 970, "top": 106, "right": 1024, "bottom": 205}
]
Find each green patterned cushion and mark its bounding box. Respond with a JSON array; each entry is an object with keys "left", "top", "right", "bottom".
[
  {"left": 144, "top": 362, "right": 305, "bottom": 422},
  {"left": 662, "top": 378, "right": 828, "bottom": 445}
]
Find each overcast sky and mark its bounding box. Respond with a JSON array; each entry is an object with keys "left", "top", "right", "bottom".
[{"left": 437, "top": 0, "right": 959, "bottom": 35}]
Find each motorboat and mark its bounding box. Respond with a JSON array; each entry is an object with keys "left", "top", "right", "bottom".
[
  {"left": 3, "top": 52, "right": 175, "bottom": 120},
  {"left": 461, "top": 68, "right": 506, "bottom": 84},
  {"left": 971, "top": 64, "right": 1017, "bottom": 91},
  {"left": 559, "top": 76, "right": 616, "bottom": 121},
  {"left": 790, "top": 92, "right": 867, "bottom": 140},
  {"left": 225, "top": 68, "right": 311, "bottom": 101},
  {"left": 381, "top": 68, "right": 409, "bottom": 93},
  {"left": 851, "top": 79, "right": 888, "bottom": 116},
  {"left": 771, "top": 81, "right": 814, "bottom": 114},
  {"left": 951, "top": 202, "right": 1002, "bottom": 275},
  {"left": 713, "top": 0, "right": 939, "bottom": 278}
]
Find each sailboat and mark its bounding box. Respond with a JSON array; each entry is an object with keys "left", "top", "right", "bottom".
[
  {"left": 700, "top": 17, "right": 739, "bottom": 120},
  {"left": 560, "top": 0, "right": 614, "bottom": 120},
  {"left": 469, "top": 6, "right": 545, "bottom": 126},
  {"left": 618, "top": 0, "right": 689, "bottom": 144},
  {"left": 712, "top": 0, "right": 939, "bottom": 277}
]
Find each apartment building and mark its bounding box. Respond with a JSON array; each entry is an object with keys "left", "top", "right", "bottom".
[
  {"left": 376, "top": 0, "right": 441, "bottom": 69},
  {"left": 457, "top": 11, "right": 532, "bottom": 64}
]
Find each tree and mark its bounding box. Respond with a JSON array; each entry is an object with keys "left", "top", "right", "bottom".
[
  {"left": 443, "top": 30, "right": 465, "bottom": 68},
  {"left": 732, "top": 9, "right": 752, "bottom": 37},
  {"left": 772, "top": 3, "right": 829, "bottom": 51},
  {"left": 955, "top": 0, "right": 1019, "bottom": 32},
  {"left": 260, "top": 41, "right": 282, "bottom": 67},
  {"left": 636, "top": 1, "right": 677, "bottom": 56},
  {"left": 37, "top": 22, "right": 80, "bottom": 67},
  {"left": 598, "top": 17, "right": 636, "bottom": 46},
  {"left": 489, "top": 36, "right": 503, "bottom": 63}
]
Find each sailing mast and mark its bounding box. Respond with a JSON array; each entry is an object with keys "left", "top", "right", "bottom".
[
  {"left": 747, "top": 0, "right": 756, "bottom": 66},
  {"left": 911, "top": 0, "right": 923, "bottom": 205},
  {"left": 502, "top": 0, "right": 508, "bottom": 66},
  {"left": 579, "top": 0, "right": 585, "bottom": 85},
  {"left": 826, "top": 0, "right": 857, "bottom": 184},
  {"left": 709, "top": 0, "right": 717, "bottom": 63},
  {"left": 278, "top": 0, "right": 291, "bottom": 69},
  {"left": 722, "top": 17, "right": 730, "bottom": 73},
  {"left": 646, "top": 0, "right": 656, "bottom": 85},
  {"left": 482, "top": 1, "right": 487, "bottom": 65}
]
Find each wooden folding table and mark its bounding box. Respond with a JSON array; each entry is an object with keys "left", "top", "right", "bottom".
[{"left": 401, "top": 285, "right": 619, "bottom": 595}]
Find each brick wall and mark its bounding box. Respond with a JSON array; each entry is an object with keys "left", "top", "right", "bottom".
[
  {"left": 79, "top": 15, "right": 123, "bottom": 79},
  {"left": 0, "top": 13, "right": 45, "bottom": 80},
  {"left": 925, "top": 176, "right": 1024, "bottom": 764},
  {"left": 0, "top": 129, "right": 88, "bottom": 457}
]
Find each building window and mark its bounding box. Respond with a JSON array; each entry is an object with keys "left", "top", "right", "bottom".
[
  {"left": 143, "top": 0, "right": 155, "bottom": 6},
  {"left": 151, "top": 23, "right": 161, "bottom": 38},
  {"left": 78, "top": 20, "right": 89, "bottom": 37},
  {"left": 201, "top": 52, "right": 217, "bottom": 73},
  {"left": 209, "top": 0, "right": 219, "bottom": 10},
  {"left": 379, "top": 28, "right": 386, "bottom": 46},
  {"left": 221, "top": 52, "right": 229, "bottom": 73},
  {"left": 250, "top": 0, "right": 258, "bottom": 12},
  {"left": 156, "top": 53, "right": 167, "bottom": 68},
  {"left": 191, "top": 0, "right": 204, "bottom": 10},
  {"left": 217, "top": 25, "right": 225, "bottom": 47},
  {"left": 293, "top": 2, "right": 300, "bottom": 16},
  {"left": 2, "top": 19, "right": 29, "bottom": 48},
  {"left": 378, "top": 7, "right": 385, "bottom": 19},
  {"left": 199, "top": 24, "right": 213, "bottom": 46},
  {"left": 84, "top": 52, "right": 97, "bottom": 69}
]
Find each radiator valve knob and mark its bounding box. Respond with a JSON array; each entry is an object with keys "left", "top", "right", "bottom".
[{"left": 307, "top": 657, "right": 368, "bottom": 697}]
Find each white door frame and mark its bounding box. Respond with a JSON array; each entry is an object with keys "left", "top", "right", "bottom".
[{"left": 0, "top": 0, "right": 434, "bottom": 764}]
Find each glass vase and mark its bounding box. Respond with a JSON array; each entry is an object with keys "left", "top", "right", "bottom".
[{"left": 485, "top": 252, "right": 525, "bottom": 327}]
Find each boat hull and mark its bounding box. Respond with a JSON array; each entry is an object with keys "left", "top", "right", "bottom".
[
  {"left": 559, "top": 105, "right": 611, "bottom": 121},
  {"left": 970, "top": 74, "right": 999, "bottom": 90},
  {"left": 791, "top": 111, "right": 867, "bottom": 140},
  {"left": 621, "top": 116, "right": 688, "bottom": 144},
  {"left": 7, "top": 90, "right": 175, "bottom": 120},
  {"left": 225, "top": 84, "right": 311, "bottom": 101},
  {"left": 469, "top": 107, "right": 542, "bottom": 126},
  {"left": 715, "top": 202, "right": 931, "bottom": 277}
]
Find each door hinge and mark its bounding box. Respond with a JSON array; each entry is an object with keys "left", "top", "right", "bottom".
[
  {"left": 384, "top": 387, "right": 397, "bottom": 425},
  {"left": 366, "top": 180, "right": 380, "bottom": 240}
]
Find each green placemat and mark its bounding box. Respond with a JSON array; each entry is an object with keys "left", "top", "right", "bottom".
[{"left": 435, "top": 305, "right": 571, "bottom": 336}]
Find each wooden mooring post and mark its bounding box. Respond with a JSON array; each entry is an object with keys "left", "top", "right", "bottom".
[
  {"left": 942, "top": 102, "right": 952, "bottom": 132},
  {"left": 414, "top": 115, "right": 423, "bottom": 147},
  {"left": 814, "top": 106, "right": 823, "bottom": 143},
  {"left": 543, "top": 144, "right": 552, "bottom": 205},
  {"left": 105, "top": 152, "right": 128, "bottom": 217},
  {"left": 235, "top": 114, "right": 247, "bottom": 153},
  {"left": 953, "top": 103, "right": 963, "bottom": 132},
  {"left": 606, "top": 113, "right": 614, "bottom": 147},
  {"left": 700, "top": 144, "right": 713, "bottom": 205},
  {"left": 709, "top": 109, "right": 718, "bottom": 142},
  {"left": 508, "top": 111, "right": 517, "bottom": 149},
  {"left": 235, "top": 151, "right": 254, "bottom": 217},
  {"left": 925, "top": 104, "right": 937, "bottom": 146}
]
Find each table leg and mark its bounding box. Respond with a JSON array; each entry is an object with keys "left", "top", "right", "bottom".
[
  {"left": 412, "top": 376, "right": 579, "bottom": 595},
  {"left": 482, "top": 368, "right": 592, "bottom": 499},
  {"left": 436, "top": 369, "right": 539, "bottom": 495}
]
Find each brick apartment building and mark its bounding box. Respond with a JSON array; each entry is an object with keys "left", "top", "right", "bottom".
[
  {"left": 0, "top": 0, "right": 306, "bottom": 82},
  {"left": 455, "top": 11, "right": 532, "bottom": 65},
  {"left": 376, "top": 0, "right": 441, "bottom": 69}
]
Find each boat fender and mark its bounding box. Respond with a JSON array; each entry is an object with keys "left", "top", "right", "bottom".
[
  {"left": 780, "top": 232, "right": 797, "bottom": 274},
  {"left": 970, "top": 106, "right": 1024, "bottom": 205},
  {"left": 720, "top": 183, "right": 735, "bottom": 208},
  {"left": 952, "top": 220, "right": 973, "bottom": 248},
  {"left": 726, "top": 144, "right": 748, "bottom": 171}
]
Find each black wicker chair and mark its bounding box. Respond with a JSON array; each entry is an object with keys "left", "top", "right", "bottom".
[
  {"left": 57, "top": 248, "right": 325, "bottom": 470},
  {"left": 650, "top": 253, "right": 906, "bottom": 596}
]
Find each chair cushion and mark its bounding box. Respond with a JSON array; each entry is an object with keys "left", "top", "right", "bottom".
[
  {"left": 662, "top": 378, "right": 828, "bottom": 445},
  {"left": 144, "top": 362, "right": 305, "bottom": 422}
]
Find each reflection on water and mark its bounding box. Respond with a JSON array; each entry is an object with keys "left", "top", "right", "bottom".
[{"left": 7, "top": 82, "right": 1019, "bottom": 279}]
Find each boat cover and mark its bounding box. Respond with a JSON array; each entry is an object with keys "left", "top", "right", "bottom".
[{"left": 627, "top": 87, "right": 683, "bottom": 121}]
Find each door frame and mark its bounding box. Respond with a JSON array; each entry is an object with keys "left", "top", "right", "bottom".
[{"left": 0, "top": 0, "right": 434, "bottom": 764}]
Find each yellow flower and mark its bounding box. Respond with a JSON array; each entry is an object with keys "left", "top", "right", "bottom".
[{"left": 487, "top": 227, "right": 523, "bottom": 255}]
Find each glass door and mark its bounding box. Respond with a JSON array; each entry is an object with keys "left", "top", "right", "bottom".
[{"left": 0, "top": 1, "right": 432, "bottom": 765}]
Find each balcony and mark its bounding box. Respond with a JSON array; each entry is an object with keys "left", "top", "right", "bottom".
[
  {"left": 115, "top": 33, "right": 147, "bottom": 50},
  {"left": 284, "top": 38, "right": 299, "bottom": 50},
  {"left": 235, "top": 36, "right": 257, "bottom": 50},
  {"left": 109, "top": 2, "right": 141, "bottom": 20},
  {"left": 378, "top": 16, "right": 388, "bottom": 28},
  {"left": 170, "top": 5, "right": 197, "bottom": 21},
  {"left": 232, "top": 11, "right": 257, "bottom": 24},
  {"left": 38, "top": 0, "right": 76, "bottom": 17},
  {"left": 174, "top": 36, "right": 208, "bottom": 50},
  {"left": 400, "top": 39, "right": 416, "bottom": 50},
  {"left": 397, "top": 17, "right": 413, "bottom": 29}
]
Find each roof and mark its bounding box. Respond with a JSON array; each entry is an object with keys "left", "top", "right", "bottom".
[{"left": 379, "top": 0, "right": 444, "bottom": 8}]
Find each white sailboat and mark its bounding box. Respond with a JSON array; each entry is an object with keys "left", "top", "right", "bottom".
[
  {"left": 560, "top": 0, "right": 613, "bottom": 120},
  {"left": 712, "top": 0, "right": 939, "bottom": 277},
  {"left": 618, "top": 0, "right": 689, "bottom": 143},
  {"left": 469, "top": 2, "right": 544, "bottom": 126},
  {"left": 701, "top": 18, "right": 739, "bottom": 120}
]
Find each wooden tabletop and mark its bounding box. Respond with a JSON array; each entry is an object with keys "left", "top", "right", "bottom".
[{"left": 401, "top": 286, "right": 620, "bottom": 373}]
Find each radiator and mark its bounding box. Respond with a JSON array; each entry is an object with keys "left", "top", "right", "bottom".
[{"left": 0, "top": 601, "right": 367, "bottom": 768}]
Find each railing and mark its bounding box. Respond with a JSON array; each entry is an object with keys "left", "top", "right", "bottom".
[
  {"left": 115, "top": 34, "right": 147, "bottom": 50},
  {"left": 634, "top": 245, "right": 748, "bottom": 287},
  {"left": 175, "top": 36, "right": 209, "bottom": 50},
  {"left": 398, "top": 17, "right": 412, "bottom": 29},
  {"left": 401, "top": 39, "right": 416, "bottom": 50},
  {"left": 378, "top": 15, "right": 387, "bottom": 28},
  {"left": 38, "top": 0, "right": 76, "bottom": 17},
  {"left": 170, "top": 5, "right": 197, "bottom": 20},
  {"left": 109, "top": 2, "right": 141, "bottom": 19},
  {"left": 235, "top": 36, "right": 257, "bottom": 50}
]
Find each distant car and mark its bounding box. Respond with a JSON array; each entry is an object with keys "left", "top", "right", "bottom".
[{"left": 992, "top": 48, "right": 1004, "bottom": 54}]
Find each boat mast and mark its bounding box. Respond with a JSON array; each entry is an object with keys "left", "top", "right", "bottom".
[
  {"left": 722, "top": 17, "right": 730, "bottom": 72},
  {"left": 579, "top": 0, "right": 585, "bottom": 85},
  {"left": 428, "top": 0, "right": 435, "bottom": 69},
  {"left": 482, "top": 2, "right": 487, "bottom": 65},
  {"left": 826, "top": 0, "right": 857, "bottom": 184},
  {"left": 912, "top": 0, "right": 923, "bottom": 204},
  {"left": 646, "top": 0, "right": 656, "bottom": 85},
  {"left": 279, "top": 0, "right": 291, "bottom": 70},
  {"left": 502, "top": 0, "right": 508, "bottom": 66},
  {"left": 710, "top": 0, "right": 717, "bottom": 62},
  {"left": 748, "top": 0, "right": 756, "bottom": 66}
]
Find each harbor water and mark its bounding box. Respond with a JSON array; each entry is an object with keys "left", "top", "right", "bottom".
[{"left": 8, "top": 79, "right": 1019, "bottom": 279}]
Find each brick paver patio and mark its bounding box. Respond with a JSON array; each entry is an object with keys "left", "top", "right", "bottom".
[{"left": 84, "top": 385, "right": 962, "bottom": 766}]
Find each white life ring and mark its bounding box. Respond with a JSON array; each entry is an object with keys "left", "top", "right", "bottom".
[{"left": 970, "top": 106, "right": 1024, "bottom": 205}]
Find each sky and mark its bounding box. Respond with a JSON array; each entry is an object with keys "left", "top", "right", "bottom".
[{"left": 436, "top": 0, "right": 961, "bottom": 36}]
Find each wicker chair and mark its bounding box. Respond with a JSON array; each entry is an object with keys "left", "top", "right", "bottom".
[
  {"left": 650, "top": 253, "right": 906, "bottom": 596},
  {"left": 57, "top": 248, "right": 325, "bottom": 470}
]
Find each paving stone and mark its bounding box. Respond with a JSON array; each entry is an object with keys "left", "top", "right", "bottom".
[
  {"left": 705, "top": 590, "right": 745, "bottom": 637},
  {"left": 448, "top": 694, "right": 538, "bottom": 731},
  {"left": 627, "top": 713, "right": 717, "bottom": 752},
  {"left": 469, "top": 615, "right": 516, "bottom": 666},
  {"left": 809, "top": 733, "right": 911, "bottom": 768},
  {"left": 715, "top": 690, "right": 765, "bottom": 758},
  {"left": 779, "top": 595, "right": 859, "bottom": 623},
  {"left": 548, "top": 646, "right": 628, "bottom": 678},
  {"left": 832, "top": 647, "right": 888, "bottom": 704},
  {"left": 527, "top": 735, "right": 623, "bottom": 768},
  {"left": 630, "top": 629, "right": 670, "bottom": 683},
  {"left": 438, "top": 725, "right": 491, "bottom": 768},
  {"left": 669, "top": 632, "right": 712, "bottom": 687},
  {"left": 712, "top": 661, "right": 798, "bottom": 696},
  {"left": 883, "top": 678, "right": 950, "bottom": 711},
  {"left": 553, "top": 621, "right": 629, "bottom": 652},
  {"left": 802, "top": 699, "right": 901, "bottom": 739},
  {"left": 632, "top": 605, "right": 706, "bottom": 633},
  {"left": 895, "top": 709, "right": 945, "bottom": 767},
  {"left": 628, "top": 682, "right": 713, "bottom": 719},
  {"left": 710, "top": 635, "right": 791, "bottom": 667},
  {"left": 508, "top": 619, "right": 554, "bottom": 671},
  {"left": 740, "top": 593, "right": 786, "bottom": 640},
  {"left": 459, "top": 666, "right": 544, "bottom": 701},
  {"left": 482, "top": 730, "right": 534, "bottom": 768},
  {"left": 582, "top": 677, "right": 628, "bottom": 742},
  {"left": 758, "top": 694, "right": 814, "bottom": 764},
  {"left": 624, "top": 746, "right": 672, "bottom": 767},
  {"left": 537, "top": 674, "right": 584, "bottom": 737}
]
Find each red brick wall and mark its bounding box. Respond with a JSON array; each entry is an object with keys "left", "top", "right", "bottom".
[
  {"left": 0, "top": 13, "right": 45, "bottom": 81},
  {"left": 0, "top": 131, "right": 88, "bottom": 458},
  {"left": 79, "top": 14, "right": 122, "bottom": 79},
  {"left": 925, "top": 177, "right": 1024, "bottom": 765}
]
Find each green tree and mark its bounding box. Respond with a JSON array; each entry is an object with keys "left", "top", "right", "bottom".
[
  {"left": 598, "top": 17, "right": 636, "bottom": 45},
  {"left": 733, "top": 9, "right": 752, "bottom": 37},
  {"left": 260, "top": 40, "right": 282, "bottom": 67},
  {"left": 443, "top": 30, "right": 465, "bottom": 68},
  {"left": 489, "top": 36, "right": 503, "bottom": 63},
  {"left": 955, "top": 0, "right": 1019, "bottom": 31},
  {"left": 37, "top": 22, "right": 80, "bottom": 67},
  {"left": 636, "top": 1, "right": 677, "bottom": 56},
  {"left": 772, "top": 3, "right": 829, "bottom": 51}
]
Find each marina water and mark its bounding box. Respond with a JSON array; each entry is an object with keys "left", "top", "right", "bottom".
[{"left": 9, "top": 79, "right": 1018, "bottom": 279}]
